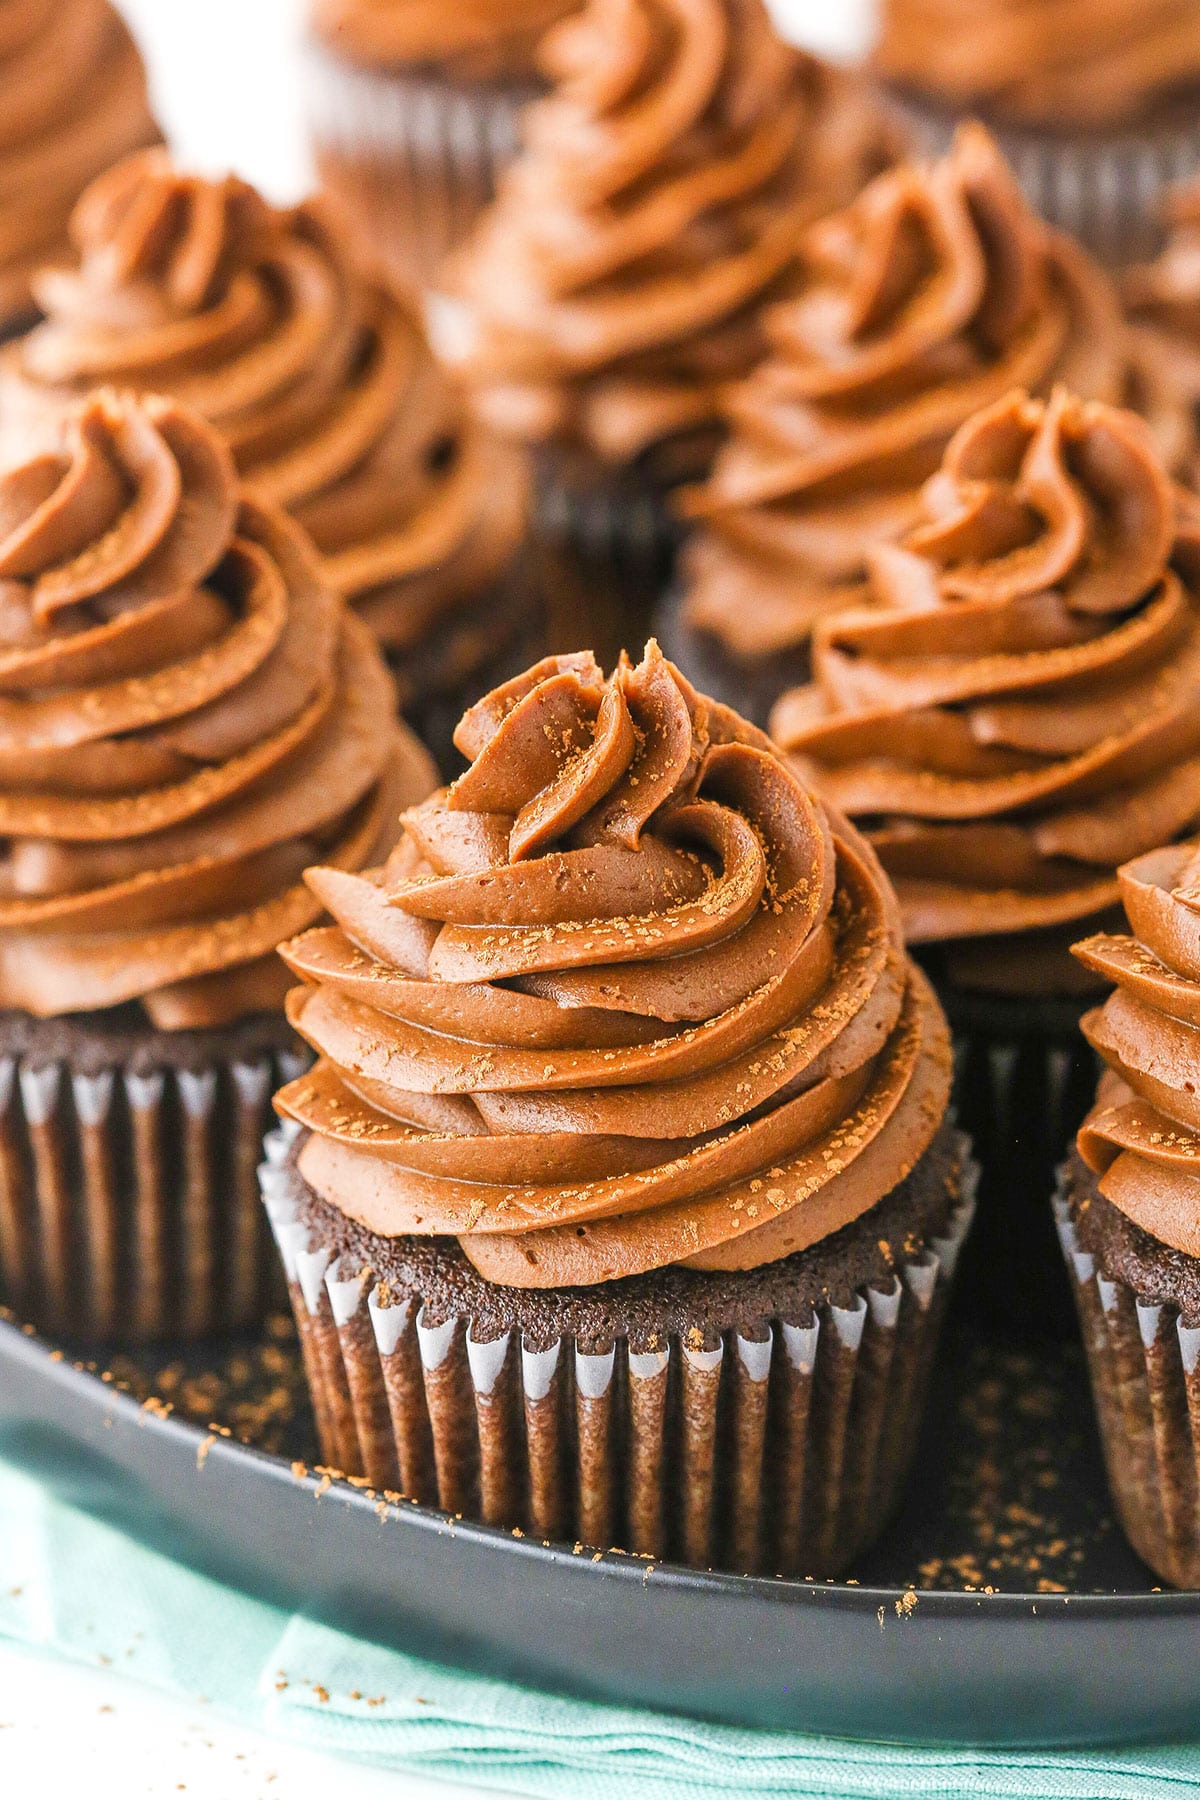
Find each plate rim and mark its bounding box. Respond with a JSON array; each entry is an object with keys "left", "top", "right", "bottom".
[{"left": 4, "top": 1311, "right": 1198, "bottom": 1622}]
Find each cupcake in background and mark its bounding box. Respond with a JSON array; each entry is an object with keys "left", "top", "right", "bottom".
[
  {"left": 872, "top": 0, "right": 1200, "bottom": 266},
  {"left": 1125, "top": 179, "right": 1200, "bottom": 489},
  {"left": 0, "top": 388, "right": 436, "bottom": 1343},
  {"left": 261, "top": 643, "right": 974, "bottom": 1576},
  {"left": 0, "top": 150, "right": 543, "bottom": 770},
  {"left": 0, "top": 0, "right": 158, "bottom": 335},
  {"left": 1060, "top": 842, "right": 1200, "bottom": 1587},
  {"left": 305, "top": 0, "right": 576, "bottom": 294},
  {"left": 665, "top": 125, "right": 1192, "bottom": 727},
  {"left": 439, "top": 0, "right": 891, "bottom": 638},
  {"left": 775, "top": 387, "right": 1200, "bottom": 1334}
]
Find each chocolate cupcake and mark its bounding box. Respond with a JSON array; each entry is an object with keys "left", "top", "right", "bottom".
[
  {"left": 872, "top": 0, "right": 1200, "bottom": 267},
  {"left": 774, "top": 387, "right": 1200, "bottom": 1334},
  {"left": 304, "top": 0, "right": 575, "bottom": 294},
  {"left": 0, "top": 0, "right": 158, "bottom": 336},
  {"left": 438, "top": 0, "right": 891, "bottom": 637},
  {"left": 1059, "top": 842, "right": 1200, "bottom": 1586},
  {"left": 0, "top": 388, "right": 436, "bottom": 1342},
  {"left": 664, "top": 126, "right": 1194, "bottom": 728},
  {"left": 0, "top": 150, "right": 543, "bottom": 768},
  {"left": 262, "top": 644, "right": 974, "bottom": 1575}
]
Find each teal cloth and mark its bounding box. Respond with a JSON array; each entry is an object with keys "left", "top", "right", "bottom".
[{"left": 2, "top": 1450, "right": 1200, "bottom": 1800}]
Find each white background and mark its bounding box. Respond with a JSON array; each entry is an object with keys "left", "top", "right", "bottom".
[{"left": 1, "top": 2, "right": 871, "bottom": 1794}]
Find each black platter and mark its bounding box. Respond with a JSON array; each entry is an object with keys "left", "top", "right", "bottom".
[{"left": 1, "top": 1303, "right": 1197, "bottom": 1748}]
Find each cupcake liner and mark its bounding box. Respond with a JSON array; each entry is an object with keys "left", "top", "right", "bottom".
[
  {"left": 927, "top": 977, "right": 1099, "bottom": 1341},
  {"left": 880, "top": 87, "right": 1200, "bottom": 266},
  {"left": 1054, "top": 1180, "right": 1200, "bottom": 1588},
  {"left": 532, "top": 448, "right": 682, "bottom": 660},
  {"left": 261, "top": 1128, "right": 976, "bottom": 1576},
  {"left": 305, "top": 45, "right": 536, "bottom": 291},
  {"left": 0, "top": 1027, "right": 308, "bottom": 1344}
]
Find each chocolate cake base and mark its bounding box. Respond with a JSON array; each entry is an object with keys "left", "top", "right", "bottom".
[
  {"left": 1057, "top": 1155, "right": 1200, "bottom": 1588},
  {"left": 262, "top": 1122, "right": 975, "bottom": 1578},
  {"left": 0, "top": 1008, "right": 307, "bottom": 1345}
]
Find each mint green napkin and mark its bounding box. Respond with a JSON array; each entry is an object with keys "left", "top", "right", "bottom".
[{"left": 2, "top": 1449, "right": 1199, "bottom": 1800}]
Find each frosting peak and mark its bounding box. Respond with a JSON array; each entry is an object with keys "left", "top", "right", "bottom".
[
  {"left": 875, "top": 0, "right": 1200, "bottom": 129},
  {"left": 446, "top": 0, "right": 888, "bottom": 468},
  {"left": 2, "top": 150, "right": 530, "bottom": 691},
  {"left": 774, "top": 386, "right": 1200, "bottom": 952},
  {"left": 681, "top": 127, "right": 1192, "bottom": 672},
  {"left": 275, "top": 644, "right": 951, "bottom": 1288},
  {"left": 0, "top": 388, "right": 435, "bottom": 1029},
  {"left": 0, "top": 0, "right": 158, "bottom": 329},
  {"left": 1076, "top": 842, "right": 1200, "bottom": 1256}
]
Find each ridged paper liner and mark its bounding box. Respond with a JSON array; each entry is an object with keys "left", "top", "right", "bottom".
[
  {"left": 934, "top": 984, "right": 1098, "bottom": 1340},
  {"left": 880, "top": 86, "right": 1200, "bottom": 266},
  {"left": 531, "top": 449, "right": 681, "bottom": 660},
  {"left": 1054, "top": 1181, "right": 1200, "bottom": 1589},
  {"left": 0, "top": 1036, "right": 309, "bottom": 1344},
  {"left": 304, "top": 44, "right": 535, "bottom": 292},
  {"left": 262, "top": 1129, "right": 976, "bottom": 1576}
]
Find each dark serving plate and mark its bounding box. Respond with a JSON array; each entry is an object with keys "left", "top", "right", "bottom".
[{"left": 1, "top": 1302, "right": 1197, "bottom": 1749}]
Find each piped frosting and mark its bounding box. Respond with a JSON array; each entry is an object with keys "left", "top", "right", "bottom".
[
  {"left": 309, "top": 0, "right": 576, "bottom": 78},
  {"left": 0, "top": 0, "right": 158, "bottom": 329},
  {"left": 774, "top": 387, "right": 1200, "bottom": 953},
  {"left": 0, "top": 388, "right": 435, "bottom": 1029},
  {"left": 444, "top": 0, "right": 889, "bottom": 470},
  {"left": 1076, "top": 842, "right": 1200, "bottom": 1257},
  {"left": 274, "top": 643, "right": 951, "bottom": 1287},
  {"left": 681, "top": 127, "right": 1192, "bottom": 672},
  {"left": 875, "top": 0, "right": 1200, "bottom": 129},
  {"left": 1, "top": 151, "right": 530, "bottom": 693}
]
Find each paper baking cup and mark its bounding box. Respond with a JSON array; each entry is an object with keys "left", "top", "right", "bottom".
[
  {"left": 0, "top": 1033, "right": 308, "bottom": 1344},
  {"left": 262, "top": 1129, "right": 976, "bottom": 1576},
  {"left": 929, "top": 981, "right": 1098, "bottom": 1341},
  {"left": 1054, "top": 1181, "right": 1200, "bottom": 1588},
  {"left": 880, "top": 88, "right": 1200, "bottom": 266},
  {"left": 533, "top": 450, "right": 682, "bottom": 661},
  {"left": 651, "top": 581, "right": 813, "bottom": 733},
  {"left": 305, "top": 45, "right": 536, "bottom": 291}
]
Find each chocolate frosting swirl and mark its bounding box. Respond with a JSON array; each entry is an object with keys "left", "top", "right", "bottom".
[
  {"left": 274, "top": 643, "right": 951, "bottom": 1288},
  {"left": 1, "top": 151, "right": 529, "bottom": 681},
  {"left": 0, "top": 388, "right": 436, "bottom": 1030},
  {"left": 1076, "top": 843, "right": 1200, "bottom": 1257},
  {"left": 681, "top": 127, "right": 1191, "bottom": 670},
  {"left": 875, "top": 0, "right": 1200, "bottom": 129},
  {"left": 310, "top": 0, "right": 576, "bottom": 79},
  {"left": 444, "top": 0, "right": 889, "bottom": 468},
  {"left": 0, "top": 0, "right": 158, "bottom": 330},
  {"left": 774, "top": 387, "right": 1200, "bottom": 951}
]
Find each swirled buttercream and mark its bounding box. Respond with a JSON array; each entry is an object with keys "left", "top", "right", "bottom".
[
  {"left": 0, "top": 0, "right": 158, "bottom": 330},
  {"left": 1076, "top": 843, "right": 1200, "bottom": 1256},
  {"left": 0, "top": 388, "right": 435, "bottom": 1030},
  {"left": 444, "top": 0, "right": 889, "bottom": 468},
  {"left": 1, "top": 151, "right": 530, "bottom": 684},
  {"left": 875, "top": 0, "right": 1200, "bottom": 129},
  {"left": 274, "top": 642, "right": 951, "bottom": 1287},
  {"left": 773, "top": 387, "right": 1200, "bottom": 953},
  {"left": 681, "top": 127, "right": 1191, "bottom": 671},
  {"left": 310, "top": 0, "right": 576, "bottom": 78}
]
